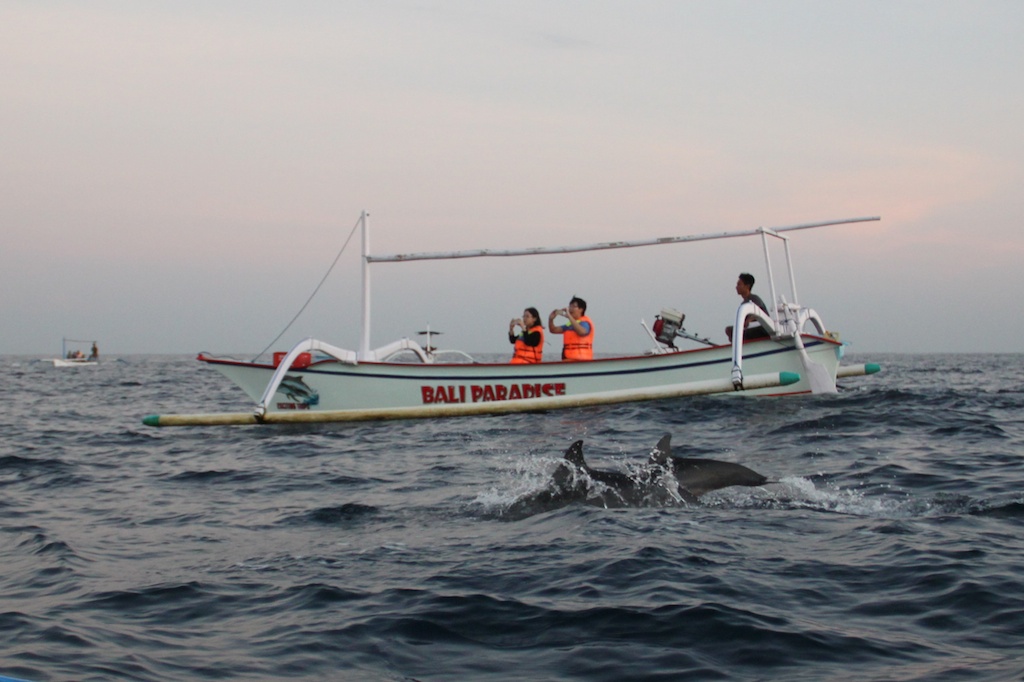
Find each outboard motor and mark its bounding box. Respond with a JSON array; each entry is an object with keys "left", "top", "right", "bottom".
[{"left": 653, "top": 308, "right": 685, "bottom": 347}]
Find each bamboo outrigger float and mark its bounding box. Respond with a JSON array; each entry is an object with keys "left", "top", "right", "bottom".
[{"left": 143, "top": 213, "right": 881, "bottom": 427}]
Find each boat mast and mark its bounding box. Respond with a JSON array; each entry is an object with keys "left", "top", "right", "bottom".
[{"left": 360, "top": 211, "right": 371, "bottom": 360}]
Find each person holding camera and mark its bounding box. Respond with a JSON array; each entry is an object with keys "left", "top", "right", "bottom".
[
  {"left": 548, "top": 296, "right": 593, "bottom": 361},
  {"left": 509, "top": 307, "right": 544, "bottom": 364}
]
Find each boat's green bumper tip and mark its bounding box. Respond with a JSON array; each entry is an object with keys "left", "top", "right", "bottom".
[
  {"left": 864, "top": 363, "right": 882, "bottom": 375},
  {"left": 779, "top": 371, "right": 801, "bottom": 386},
  {"left": 142, "top": 415, "right": 161, "bottom": 427}
]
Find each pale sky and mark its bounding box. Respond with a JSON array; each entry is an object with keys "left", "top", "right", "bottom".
[{"left": 3, "top": 1, "right": 1022, "bottom": 356}]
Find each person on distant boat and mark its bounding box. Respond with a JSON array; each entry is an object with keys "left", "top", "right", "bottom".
[
  {"left": 726, "top": 273, "right": 771, "bottom": 342},
  {"left": 548, "top": 296, "right": 593, "bottom": 361},
  {"left": 509, "top": 307, "right": 544, "bottom": 364},
  {"left": 89, "top": 342, "right": 99, "bottom": 361}
]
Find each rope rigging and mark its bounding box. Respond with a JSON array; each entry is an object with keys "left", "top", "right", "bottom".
[{"left": 250, "top": 215, "right": 362, "bottom": 362}]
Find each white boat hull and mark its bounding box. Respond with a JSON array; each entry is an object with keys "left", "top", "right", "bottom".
[
  {"left": 198, "top": 335, "right": 841, "bottom": 418},
  {"left": 51, "top": 358, "right": 98, "bottom": 367}
]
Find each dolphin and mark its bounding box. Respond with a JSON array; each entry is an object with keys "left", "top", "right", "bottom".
[
  {"left": 503, "top": 436, "right": 767, "bottom": 518},
  {"left": 648, "top": 433, "right": 767, "bottom": 503},
  {"left": 502, "top": 440, "right": 646, "bottom": 518},
  {"left": 559, "top": 439, "right": 655, "bottom": 507},
  {"left": 277, "top": 375, "right": 320, "bottom": 406}
]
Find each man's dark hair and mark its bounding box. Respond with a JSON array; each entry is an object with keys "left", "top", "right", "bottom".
[
  {"left": 738, "top": 273, "right": 755, "bottom": 288},
  {"left": 570, "top": 296, "right": 587, "bottom": 314}
]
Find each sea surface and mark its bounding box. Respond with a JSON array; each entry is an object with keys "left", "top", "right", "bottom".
[{"left": 1, "top": 353, "right": 1023, "bottom": 681}]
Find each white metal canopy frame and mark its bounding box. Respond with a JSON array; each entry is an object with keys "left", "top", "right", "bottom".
[
  {"left": 144, "top": 212, "right": 881, "bottom": 426},
  {"left": 361, "top": 213, "right": 878, "bottom": 353}
]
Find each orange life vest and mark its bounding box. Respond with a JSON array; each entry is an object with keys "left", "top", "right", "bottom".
[
  {"left": 562, "top": 315, "right": 593, "bottom": 361},
  {"left": 511, "top": 325, "right": 544, "bottom": 364}
]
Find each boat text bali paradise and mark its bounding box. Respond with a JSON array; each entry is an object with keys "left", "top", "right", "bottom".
[{"left": 421, "top": 382, "right": 567, "bottom": 404}]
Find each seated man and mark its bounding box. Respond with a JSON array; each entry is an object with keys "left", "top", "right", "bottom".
[{"left": 725, "top": 273, "right": 770, "bottom": 342}]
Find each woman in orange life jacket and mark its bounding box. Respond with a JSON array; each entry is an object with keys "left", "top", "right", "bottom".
[
  {"left": 509, "top": 307, "right": 544, "bottom": 364},
  {"left": 548, "top": 296, "right": 593, "bottom": 361}
]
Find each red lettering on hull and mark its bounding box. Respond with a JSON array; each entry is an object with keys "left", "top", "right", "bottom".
[{"left": 422, "top": 383, "right": 567, "bottom": 404}]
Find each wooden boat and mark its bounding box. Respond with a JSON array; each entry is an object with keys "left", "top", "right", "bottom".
[
  {"left": 144, "top": 214, "right": 880, "bottom": 426},
  {"left": 50, "top": 338, "right": 99, "bottom": 367}
]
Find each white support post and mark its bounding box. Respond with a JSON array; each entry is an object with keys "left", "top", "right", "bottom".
[
  {"left": 759, "top": 229, "right": 780, "bottom": 328},
  {"left": 782, "top": 235, "right": 800, "bottom": 307},
  {"left": 359, "top": 211, "right": 371, "bottom": 360}
]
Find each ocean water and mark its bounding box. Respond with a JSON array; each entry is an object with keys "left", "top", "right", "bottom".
[{"left": 1, "top": 353, "right": 1023, "bottom": 681}]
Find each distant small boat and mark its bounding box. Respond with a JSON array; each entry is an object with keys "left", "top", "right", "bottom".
[{"left": 50, "top": 338, "right": 99, "bottom": 367}]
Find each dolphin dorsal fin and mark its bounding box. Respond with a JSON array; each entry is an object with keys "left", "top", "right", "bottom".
[
  {"left": 564, "top": 440, "right": 586, "bottom": 468},
  {"left": 649, "top": 433, "right": 672, "bottom": 465}
]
